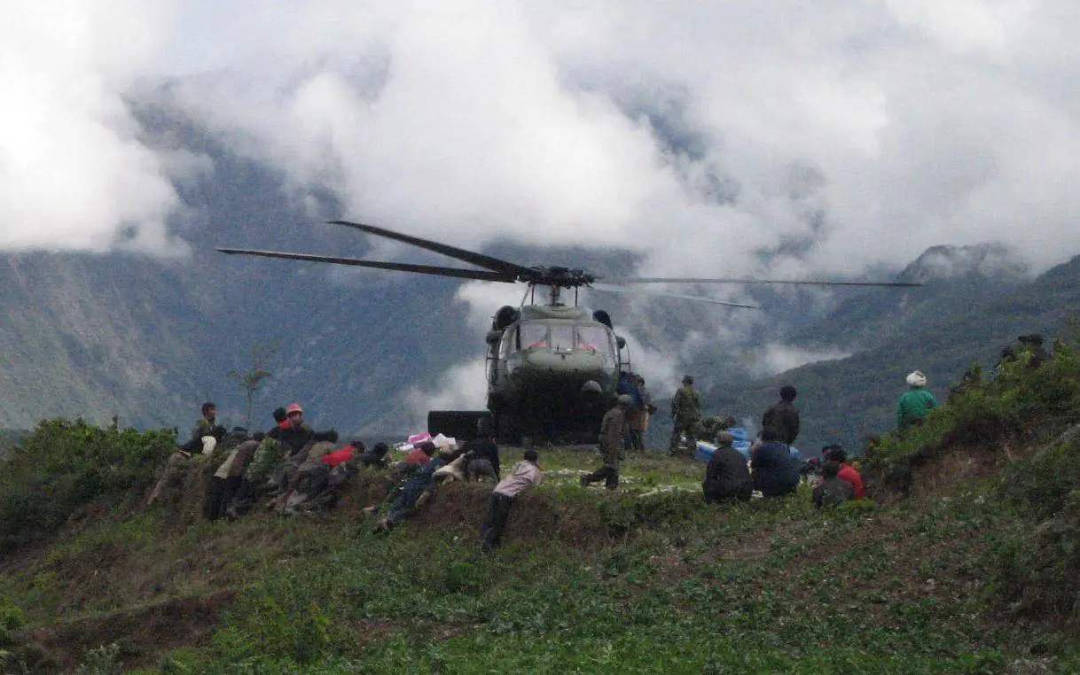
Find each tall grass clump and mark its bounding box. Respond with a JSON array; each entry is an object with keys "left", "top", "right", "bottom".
[
  {"left": 995, "top": 434, "right": 1080, "bottom": 620},
  {"left": 0, "top": 419, "right": 175, "bottom": 552}
]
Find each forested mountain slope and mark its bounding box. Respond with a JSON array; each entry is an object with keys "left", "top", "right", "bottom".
[{"left": 710, "top": 254, "right": 1080, "bottom": 454}]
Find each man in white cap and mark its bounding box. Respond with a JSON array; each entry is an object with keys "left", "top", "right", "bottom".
[{"left": 897, "top": 370, "right": 938, "bottom": 430}]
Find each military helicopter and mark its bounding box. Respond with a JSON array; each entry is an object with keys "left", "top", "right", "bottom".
[{"left": 218, "top": 220, "right": 919, "bottom": 442}]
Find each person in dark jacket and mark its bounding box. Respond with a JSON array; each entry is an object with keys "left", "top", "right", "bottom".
[
  {"left": 147, "top": 403, "right": 227, "bottom": 506},
  {"left": 181, "top": 402, "right": 227, "bottom": 454},
  {"left": 372, "top": 456, "right": 446, "bottom": 533},
  {"left": 267, "top": 402, "right": 338, "bottom": 456},
  {"left": 813, "top": 461, "right": 854, "bottom": 507},
  {"left": 822, "top": 445, "right": 865, "bottom": 499},
  {"left": 359, "top": 442, "right": 391, "bottom": 468},
  {"left": 463, "top": 417, "right": 501, "bottom": 480},
  {"left": 761, "top": 386, "right": 800, "bottom": 446},
  {"left": 703, "top": 432, "right": 752, "bottom": 503},
  {"left": 750, "top": 428, "right": 801, "bottom": 497}
]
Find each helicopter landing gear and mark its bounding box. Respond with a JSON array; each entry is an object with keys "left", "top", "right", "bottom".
[{"left": 496, "top": 412, "right": 521, "bottom": 446}]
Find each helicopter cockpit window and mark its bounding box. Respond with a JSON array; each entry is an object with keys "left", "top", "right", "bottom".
[
  {"left": 548, "top": 325, "right": 574, "bottom": 351},
  {"left": 576, "top": 325, "right": 616, "bottom": 362},
  {"left": 517, "top": 322, "right": 614, "bottom": 358},
  {"left": 520, "top": 323, "right": 548, "bottom": 349}
]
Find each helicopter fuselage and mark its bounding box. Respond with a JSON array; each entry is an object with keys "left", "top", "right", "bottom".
[{"left": 485, "top": 304, "right": 623, "bottom": 442}]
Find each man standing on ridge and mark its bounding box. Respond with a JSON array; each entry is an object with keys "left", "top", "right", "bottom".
[
  {"left": 182, "top": 402, "right": 227, "bottom": 455},
  {"left": 147, "top": 401, "right": 227, "bottom": 506},
  {"left": 897, "top": 371, "right": 938, "bottom": 430},
  {"left": 761, "top": 385, "right": 800, "bottom": 446},
  {"left": 669, "top": 375, "right": 702, "bottom": 456}
]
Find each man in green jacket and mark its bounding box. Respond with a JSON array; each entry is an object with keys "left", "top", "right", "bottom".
[{"left": 897, "top": 370, "right": 938, "bottom": 430}]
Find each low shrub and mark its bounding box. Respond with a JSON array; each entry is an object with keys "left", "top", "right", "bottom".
[
  {"left": 995, "top": 432, "right": 1080, "bottom": 621},
  {"left": 1000, "top": 436, "right": 1080, "bottom": 520},
  {"left": 996, "top": 489, "right": 1080, "bottom": 620},
  {"left": 867, "top": 343, "right": 1080, "bottom": 489},
  {"left": 0, "top": 419, "right": 175, "bottom": 551},
  {"left": 0, "top": 597, "right": 24, "bottom": 647}
]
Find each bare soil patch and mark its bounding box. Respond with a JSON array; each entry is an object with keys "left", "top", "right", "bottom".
[{"left": 18, "top": 590, "right": 235, "bottom": 671}]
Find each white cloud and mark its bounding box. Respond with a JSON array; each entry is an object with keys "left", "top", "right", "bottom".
[
  {"left": 614, "top": 332, "right": 680, "bottom": 397},
  {"left": 401, "top": 358, "right": 488, "bottom": 431},
  {"left": 0, "top": 2, "right": 187, "bottom": 254},
  {"left": 748, "top": 343, "right": 853, "bottom": 378},
  {"left": 5, "top": 1, "right": 1080, "bottom": 278}
]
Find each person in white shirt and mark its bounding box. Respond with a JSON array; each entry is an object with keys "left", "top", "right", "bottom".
[{"left": 481, "top": 449, "right": 543, "bottom": 552}]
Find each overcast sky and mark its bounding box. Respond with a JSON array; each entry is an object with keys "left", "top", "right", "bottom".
[{"left": 2, "top": 0, "right": 1078, "bottom": 277}]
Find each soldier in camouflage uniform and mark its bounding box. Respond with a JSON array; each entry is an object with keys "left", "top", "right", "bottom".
[
  {"left": 669, "top": 375, "right": 702, "bottom": 457},
  {"left": 581, "top": 395, "right": 632, "bottom": 489}
]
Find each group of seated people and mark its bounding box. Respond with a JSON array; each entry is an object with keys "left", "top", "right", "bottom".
[
  {"left": 149, "top": 401, "right": 510, "bottom": 528},
  {"left": 366, "top": 419, "right": 503, "bottom": 533},
  {"left": 702, "top": 429, "right": 865, "bottom": 507}
]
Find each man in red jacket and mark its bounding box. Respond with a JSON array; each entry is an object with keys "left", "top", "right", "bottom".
[{"left": 823, "top": 445, "right": 865, "bottom": 499}]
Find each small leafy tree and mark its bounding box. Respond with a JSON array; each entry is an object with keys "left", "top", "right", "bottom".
[{"left": 229, "top": 343, "right": 278, "bottom": 429}]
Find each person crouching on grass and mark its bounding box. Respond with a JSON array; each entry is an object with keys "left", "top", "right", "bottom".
[{"left": 481, "top": 449, "right": 543, "bottom": 553}]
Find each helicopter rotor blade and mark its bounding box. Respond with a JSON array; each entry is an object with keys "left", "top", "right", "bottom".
[
  {"left": 599, "top": 276, "right": 921, "bottom": 287},
  {"left": 216, "top": 248, "right": 517, "bottom": 282},
  {"left": 589, "top": 283, "right": 760, "bottom": 309},
  {"left": 327, "top": 220, "right": 534, "bottom": 279}
]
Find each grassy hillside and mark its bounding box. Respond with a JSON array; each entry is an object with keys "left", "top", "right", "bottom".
[{"left": 3, "top": 348, "right": 1080, "bottom": 672}]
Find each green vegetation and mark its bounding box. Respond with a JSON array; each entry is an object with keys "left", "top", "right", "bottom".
[
  {"left": 0, "top": 420, "right": 175, "bottom": 552},
  {"left": 0, "top": 429, "right": 27, "bottom": 462},
  {"left": 866, "top": 343, "right": 1080, "bottom": 628},
  {"left": 227, "top": 342, "right": 277, "bottom": 430},
  {"left": 868, "top": 343, "right": 1080, "bottom": 476},
  {"left": 3, "top": 356, "right": 1080, "bottom": 671}
]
